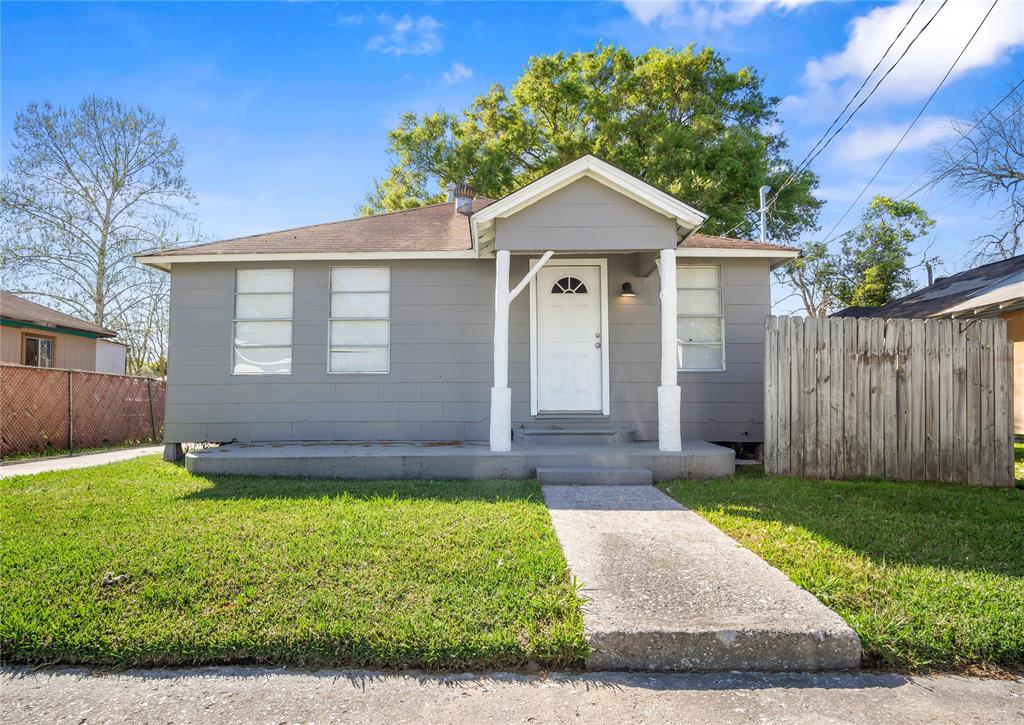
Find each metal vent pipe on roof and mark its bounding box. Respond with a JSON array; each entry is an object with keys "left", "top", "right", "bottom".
[{"left": 453, "top": 182, "right": 477, "bottom": 215}]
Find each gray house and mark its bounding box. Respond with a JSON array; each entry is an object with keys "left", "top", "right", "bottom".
[{"left": 140, "top": 156, "right": 796, "bottom": 479}]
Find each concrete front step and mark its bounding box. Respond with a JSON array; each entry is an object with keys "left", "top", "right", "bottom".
[
  {"left": 543, "top": 485, "right": 862, "bottom": 672},
  {"left": 537, "top": 467, "right": 652, "bottom": 486},
  {"left": 514, "top": 424, "right": 634, "bottom": 447}
]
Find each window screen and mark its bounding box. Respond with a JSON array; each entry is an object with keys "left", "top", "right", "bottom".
[
  {"left": 329, "top": 267, "right": 390, "bottom": 373},
  {"left": 677, "top": 265, "right": 724, "bottom": 371},
  {"left": 233, "top": 269, "right": 293, "bottom": 374}
]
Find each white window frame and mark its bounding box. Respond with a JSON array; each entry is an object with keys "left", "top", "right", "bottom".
[
  {"left": 328, "top": 266, "right": 391, "bottom": 375},
  {"left": 677, "top": 264, "right": 726, "bottom": 372},
  {"left": 232, "top": 268, "right": 293, "bottom": 376},
  {"left": 23, "top": 334, "right": 55, "bottom": 368}
]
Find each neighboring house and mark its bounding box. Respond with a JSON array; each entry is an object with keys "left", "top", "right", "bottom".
[
  {"left": 138, "top": 155, "right": 797, "bottom": 455},
  {"left": 834, "top": 254, "right": 1024, "bottom": 433},
  {"left": 0, "top": 291, "right": 126, "bottom": 373}
]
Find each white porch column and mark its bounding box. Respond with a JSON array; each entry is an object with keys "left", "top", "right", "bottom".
[
  {"left": 490, "top": 250, "right": 553, "bottom": 452},
  {"left": 658, "top": 247, "right": 682, "bottom": 452},
  {"left": 490, "top": 250, "right": 513, "bottom": 451}
]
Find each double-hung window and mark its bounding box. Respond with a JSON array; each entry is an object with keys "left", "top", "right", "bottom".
[
  {"left": 233, "top": 269, "right": 293, "bottom": 374},
  {"left": 677, "top": 265, "right": 725, "bottom": 371},
  {"left": 329, "top": 267, "right": 390, "bottom": 373}
]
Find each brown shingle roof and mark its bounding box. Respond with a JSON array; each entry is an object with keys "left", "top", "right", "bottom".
[
  {"left": 682, "top": 234, "right": 799, "bottom": 253},
  {"left": 834, "top": 254, "right": 1024, "bottom": 319},
  {"left": 0, "top": 291, "right": 117, "bottom": 337},
  {"left": 153, "top": 198, "right": 496, "bottom": 258},
  {"left": 143, "top": 201, "right": 798, "bottom": 260}
]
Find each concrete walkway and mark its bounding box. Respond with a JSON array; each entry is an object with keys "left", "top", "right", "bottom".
[
  {"left": 0, "top": 446, "right": 162, "bottom": 478},
  {"left": 543, "top": 485, "right": 862, "bottom": 671},
  {"left": 3, "top": 667, "right": 1022, "bottom": 723}
]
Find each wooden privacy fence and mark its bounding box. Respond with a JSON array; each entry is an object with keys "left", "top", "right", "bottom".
[
  {"left": 764, "top": 316, "right": 1013, "bottom": 487},
  {"left": 0, "top": 364, "right": 165, "bottom": 458}
]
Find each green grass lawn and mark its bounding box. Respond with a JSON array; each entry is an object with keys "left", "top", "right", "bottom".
[
  {"left": 1, "top": 456, "right": 586, "bottom": 669},
  {"left": 662, "top": 466, "right": 1024, "bottom": 673},
  {"left": 1014, "top": 440, "right": 1024, "bottom": 486}
]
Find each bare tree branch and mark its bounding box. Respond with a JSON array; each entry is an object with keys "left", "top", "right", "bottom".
[
  {"left": 930, "top": 78, "right": 1024, "bottom": 261},
  {"left": 0, "top": 96, "right": 196, "bottom": 371}
]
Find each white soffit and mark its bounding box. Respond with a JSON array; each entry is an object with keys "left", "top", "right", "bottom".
[{"left": 470, "top": 155, "right": 708, "bottom": 241}]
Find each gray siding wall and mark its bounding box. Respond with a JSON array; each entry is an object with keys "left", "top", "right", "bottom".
[
  {"left": 164, "top": 257, "right": 769, "bottom": 445},
  {"left": 495, "top": 177, "right": 678, "bottom": 251}
]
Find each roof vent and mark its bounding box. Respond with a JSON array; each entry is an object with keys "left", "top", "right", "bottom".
[
  {"left": 452, "top": 182, "right": 477, "bottom": 215},
  {"left": 933, "top": 276, "right": 947, "bottom": 285}
]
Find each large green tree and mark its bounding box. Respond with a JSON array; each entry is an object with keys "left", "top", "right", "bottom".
[
  {"left": 836, "top": 196, "right": 935, "bottom": 308},
  {"left": 362, "top": 44, "right": 821, "bottom": 241}
]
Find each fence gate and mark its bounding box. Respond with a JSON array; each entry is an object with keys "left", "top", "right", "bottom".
[{"left": 764, "top": 316, "right": 1013, "bottom": 487}]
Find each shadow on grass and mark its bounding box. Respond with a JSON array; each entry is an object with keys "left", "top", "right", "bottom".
[
  {"left": 182, "top": 471, "right": 540, "bottom": 504},
  {"left": 666, "top": 467, "right": 1024, "bottom": 578}
]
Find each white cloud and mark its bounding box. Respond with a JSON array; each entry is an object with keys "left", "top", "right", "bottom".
[
  {"left": 336, "top": 14, "right": 363, "bottom": 27},
  {"left": 621, "top": 0, "right": 822, "bottom": 30},
  {"left": 831, "top": 115, "right": 957, "bottom": 162},
  {"left": 790, "top": 0, "right": 1024, "bottom": 115},
  {"left": 367, "top": 15, "right": 442, "bottom": 57},
  {"left": 442, "top": 62, "right": 474, "bottom": 85}
]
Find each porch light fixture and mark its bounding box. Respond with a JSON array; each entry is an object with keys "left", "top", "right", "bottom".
[{"left": 619, "top": 282, "right": 637, "bottom": 297}]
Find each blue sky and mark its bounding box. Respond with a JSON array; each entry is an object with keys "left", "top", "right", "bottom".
[{"left": 3, "top": 1, "right": 1023, "bottom": 312}]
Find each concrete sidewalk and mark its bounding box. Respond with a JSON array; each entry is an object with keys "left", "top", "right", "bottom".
[
  {"left": 3, "top": 667, "right": 1022, "bottom": 724},
  {"left": 0, "top": 446, "right": 162, "bottom": 478},
  {"left": 543, "top": 485, "right": 862, "bottom": 671}
]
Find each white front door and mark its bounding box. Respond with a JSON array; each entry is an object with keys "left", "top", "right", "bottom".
[{"left": 535, "top": 264, "right": 604, "bottom": 413}]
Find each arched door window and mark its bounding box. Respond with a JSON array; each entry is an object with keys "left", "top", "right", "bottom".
[{"left": 550, "top": 276, "right": 588, "bottom": 294}]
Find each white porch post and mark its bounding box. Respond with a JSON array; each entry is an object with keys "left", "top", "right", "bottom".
[
  {"left": 658, "top": 247, "right": 682, "bottom": 452},
  {"left": 490, "top": 250, "right": 513, "bottom": 452},
  {"left": 490, "top": 250, "right": 553, "bottom": 452}
]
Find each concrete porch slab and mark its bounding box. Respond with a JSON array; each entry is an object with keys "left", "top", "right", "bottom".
[
  {"left": 184, "top": 440, "right": 735, "bottom": 481},
  {"left": 543, "top": 485, "right": 862, "bottom": 672}
]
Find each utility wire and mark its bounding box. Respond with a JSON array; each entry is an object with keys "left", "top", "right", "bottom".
[
  {"left": 820, "top": 93, "right": 1024, "bottom": 247},
  {"left": 724, "top": 0, "right": 946, "bottom": 237},
  {"left": 780, "top": 0, "right": 931, "bottom": 192},
  {"left": 821, "top": 0, "right": 1001, "bottom": 245}
]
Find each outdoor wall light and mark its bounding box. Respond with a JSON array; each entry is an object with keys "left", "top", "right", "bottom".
[{"left": 619, "top": 282, "right": 637, "bottom": 297}]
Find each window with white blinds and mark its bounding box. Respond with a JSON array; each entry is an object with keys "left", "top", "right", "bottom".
[
  {"left": 329, "top": 267, "right": 390, "bottom": 373},
  {"left": 677, "top": 265, "right": 725, "bottom": 371},
  {"left": 232, "top": 269, "right": 293, "bottom": 374}
]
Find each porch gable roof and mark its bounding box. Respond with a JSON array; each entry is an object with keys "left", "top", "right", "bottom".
[{"left": 470, "top": 155, "right": 708, "bottom": 247}]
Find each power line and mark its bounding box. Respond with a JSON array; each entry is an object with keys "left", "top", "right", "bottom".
[
  {"left": 727, "top": 0, "right": 948, "bottom": 239},
  {"left": 782, "top": 0, "right": 931, "bottom": 190},
  {"left": 820, "top": 0, "right": 1002, "bottom": 245},
  {"left": 820, "top": 91, "right": 1024, "bottom": 246}
]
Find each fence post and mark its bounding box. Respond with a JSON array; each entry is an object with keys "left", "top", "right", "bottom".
[
  {"left": 147, "top": 378, "right": 158, "bottom": 441},
  {"left": 67, "top": 369, "right": 74, "bottom": 455}
]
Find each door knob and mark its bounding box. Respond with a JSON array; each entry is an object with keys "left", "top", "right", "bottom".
[{"left": 594, "top": 341, "right": 602, "bottom": 348}]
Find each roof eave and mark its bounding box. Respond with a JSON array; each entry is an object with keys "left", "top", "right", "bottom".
[
  {"left": 676, "top": 247, "right": 800, "bottom": 270},
  {"left": 136, "top": 249, "right": 481, "bottom": 270},
  {"left": 0, "top": 316, "right": 117, "bottom": 338}
]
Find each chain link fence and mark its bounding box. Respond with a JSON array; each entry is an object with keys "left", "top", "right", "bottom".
[{"left": 0, "top": 364, "right": 165, "bottom": 458}]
